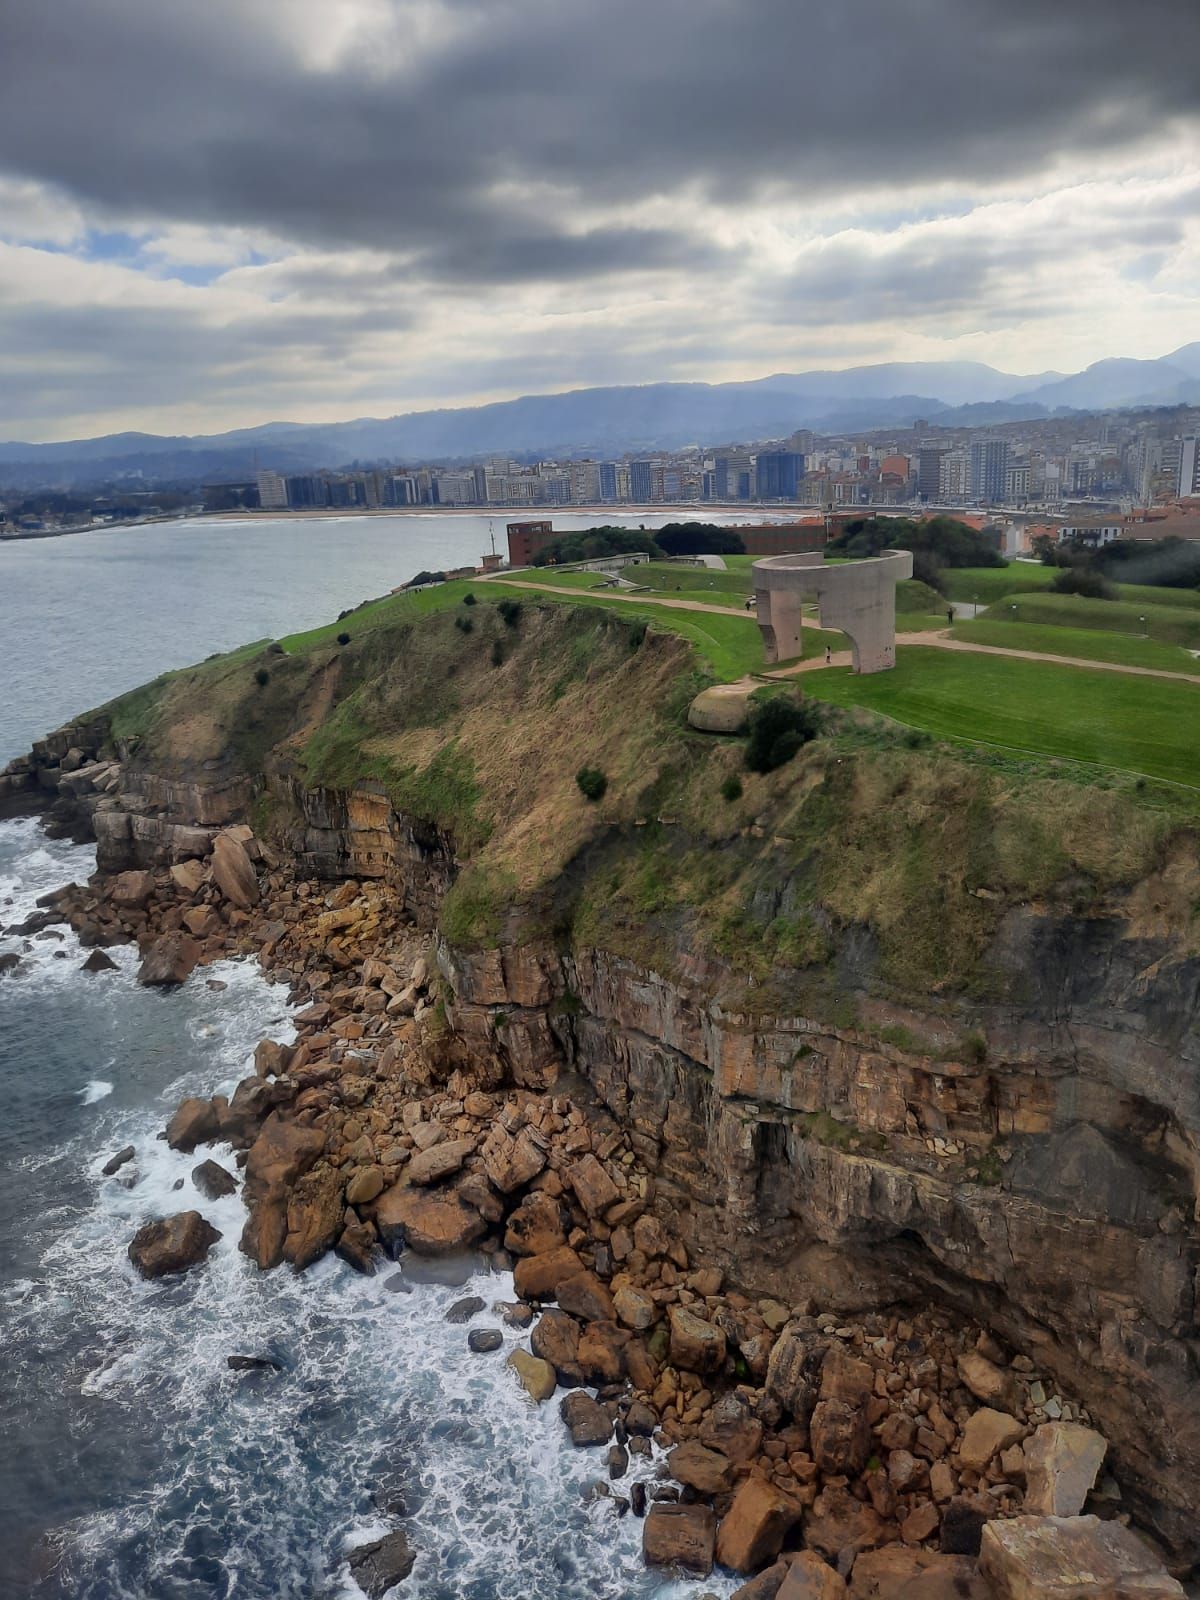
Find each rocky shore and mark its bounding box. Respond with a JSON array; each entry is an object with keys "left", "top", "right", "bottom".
[{"left": 3, "top": 792, "right": 1187, "bottom": 1600}]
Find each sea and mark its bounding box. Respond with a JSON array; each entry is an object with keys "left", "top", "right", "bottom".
[{"left": 0, "top": 513, "right": 750, "bottom": 1600}]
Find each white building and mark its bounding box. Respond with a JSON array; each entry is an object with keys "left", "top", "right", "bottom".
[{"left": 255, "top": 470, "right": 288, "bottom": 510}]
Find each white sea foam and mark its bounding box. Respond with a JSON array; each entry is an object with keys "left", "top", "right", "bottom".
[{"left": 80, "top": 1081, "right": 113, "bottom": 1104}]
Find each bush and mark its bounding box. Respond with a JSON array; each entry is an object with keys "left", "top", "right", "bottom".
[
  {"left": 455, "top": 615, "right": 474, "bottom": 633},
  {"left": 744, "top": 696, "right": 822, "bottom": 773},
  {"left": 497, "top": 598, "right": 522, "bottom": 627},
  {"left": 405, "top": 569, "right": 446, "bottom": 588},
  {"left": 720, "top": 774, "right": 744, "bottom": 802},
  {"left": 463, "top": 592, "right": 477, "bottom": 606},
  {"left": 336, "top": 631, "right": 351, "bottom": 645},
  {"left": 491, "top": 640, "right": 504, "bottom": 667},
  {"left": 254, "top": 667, "right": 270, "bottom": 687},
  {"left": 655, "top": 522, "right": 746, "bottom": 557},
  {"left": 532, "top": 526, "right": 661, "bottom": 567},
  {"left": 576, "top": 766, "right": 608, "bottom": 802},
  {"left": 267, "top": 641, "right": 285, "bottom": 656},
  {"left": 1050, "top": 566, "right": 1115, "bottom": 600}
]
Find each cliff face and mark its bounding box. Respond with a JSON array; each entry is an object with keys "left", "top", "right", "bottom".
[{"left": 4, "top": 598, "right": 1198, "bottom": 1559}]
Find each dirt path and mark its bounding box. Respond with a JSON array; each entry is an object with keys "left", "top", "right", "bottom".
[{"left": 482, "top": 578, "right": 1200, "bottom": 687}]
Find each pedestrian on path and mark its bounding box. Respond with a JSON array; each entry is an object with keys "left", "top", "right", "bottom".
[{"left": 825, "top": 645, "right": 832, "bottom": 665}]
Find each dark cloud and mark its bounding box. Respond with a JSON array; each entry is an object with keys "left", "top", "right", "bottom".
[{"left": 1, "top": 0, "right": 1197, "bottom": 282}]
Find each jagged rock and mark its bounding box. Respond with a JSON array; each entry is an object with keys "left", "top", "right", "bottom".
[
  {"left": 445, "top": 1295, "right": 486, "bottom": 1324},
  {"left": 716, "top": 1477, "right": 802, "bottom": 1574},
  {"left": 503, "top": 1190, "right": 567, "bottom": 1255},
  {"left": 254, "top": 1039, "right": 291, "bottom": 1079},
  {"left": 345, "top": 1166, "right": 385, "bottom": 1206},
  {"left": 900, "top": 1501, "right": 939, "bottom": 1545},
  {"left": 979, "top": 1515, "right": 1185, "bottom": 1600},
  {"left": 956, "top": 1350, "right": 1016, "bottom": 1409},
  {"left": 110, "top": 869, "right": 155, "bottom": 908},
  {"left": 239, "top": 1114, "right": 326, "bottom": 1269},
  {"left": 613, "top": 1283, "right": 656, "bottom": 1329},
  {"left": 165, "top": 1096, "right": 220, "bottom": 1152},
  {"left": 170, "top": 859, "right": 207, "bottom": 896},
  {"left": 567, "top": 1152, "right": 620, "bottom": 1216},
  {"left": 219, "top": 1076, "right": 283, "bottom": 1146},
  {"left": 483, "top": 1126, "right": 547, "bottom": 1193},
  {"left": 128, "top": 1212, "right": 221, "bottom": 1278},
  {"left": 530, "top": 1308, "right": 583, "bottom": 1381},
  {"left": 643, "top": 1502, "right": 716, "bottom": 1576},
  {"left": 406, "top": 1136, "right": 473, "bottom": 1186},
  {"left": 227, "top": 1354, "right": 283, "bottom": 1372},
  {"left": 137, "top": 931, "right": 201, "bottom": 987},
  {"left": 732, "top": 1560, "right": 794, "bottom": 1600},
  {"left": 576, "top": 1322, "right": 626, "bottom": 1385},
  {"left": 102, "top": 1144, "right": 136, "bottom": 1176},
  {"left": 848, "top": 1546, "right": 989, "bottom": 1599},
  {"left": 667, "top": 1441, "right": 733, "bottom": 1495},
  {"left": 810, "top": 1398, "right": 870, "bottom": 1476},
  {"left": 373, "top": 1184, "right": 486, "bottom": 1256},
  {"left": 1022, "top": 1421, "right": 1107, "bottom": 1516},
  {"left": 211, "top": 831, "right": 259, "bottom": 909},
  {"left": 802, "top": 1485, "right": 884, "bottom": 1563},
  {"left": 346, "top": 1530, "right": 416, "bottom": 1598},
  {"left": 938, "top": 1498, "right": 986, "bottom": 1558},
  {"left": 507, "top": 1348, "right": 556, "bottom": 1402},
  {"left": 778, "top": 1551, "right": 847, "bottom": 1600},
  {"left": 192, "top": 1159, "right": 237, "bottom": 1199},
  {"left": 512, "top": 1244, "right": 584, "bottom": 1300},
  {"left": 81, "top": 949, "right": 118, "bottom": 974},
  {"left": 556, "top": 1270, "right": 615, "bottom": 1324},
  {"left": 668, "top": 1306, "right": 726, "bottom": 1374},
  {"left": 702, "top": 1392, "right": 764, "bottom": 1463},
  {"left": 958, "top": 1408, "right": 1025, "bottom": 1471},
  {"left": 335, "top": 1220, "right": 377, "bottom": 1274},
  {"left": 282, "top": 1165, "right": 344, "bottom": 1269},
  {"left": 820, "top": 1345, "right": 874, "bottom": 1405},
  {"left": 765, "top": 1323, "right": 826, "bottom": 1421},
  {"left": 559, "top": 1390, "right": 612, "bottom": 1446}
]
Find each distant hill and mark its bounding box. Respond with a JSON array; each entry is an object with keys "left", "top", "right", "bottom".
[{"left": 1, "top": 345, "right": 1197, "bottom": 489}]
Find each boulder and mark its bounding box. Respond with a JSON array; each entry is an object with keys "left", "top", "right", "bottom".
[
  {"left": 810, "top": 1398, "right": 870, "bottom": 1476},
  {"left": 110, "top": 869, "right": 155, "bottom": 908},
  {"left": 848, "top": 1546, "right": 990, "bottom": 1600},
  {"left": 102, "top": 1144, "right": 136, "bottom": 1176},
  {"left": 468, "top": 1328, "right": 503, "bottom": 1353},
  {"left": 731, "top": 1561, "right": 794, "bottom": 1600},
  {"left": 507, "top": 1348, "right": 556, "bottom": 1402},
  {"left": 765, "top": 1323, "right": 827, "bottom": 1422},
  {"left": 1022, "top": 1422, "right": 1107, "bottom": 1516},
  {"left": 938, "top": 1498, "right": 987, "bottom": 1558},
  {"left": 503, "top": 1190, "right": 568, "bottom": 1256},
  {"left": 716, "top": 1477, "right": 802, "bottom": 1573},
  {"left": 170, "top": 859, "right": 207, "bottom": 896},
  {"left": 445, "top": 1295, "right": 486, "bottom": 1324},
  {"left": 406, "top": 1137, "right": 473, "bottom": 1187},
  {"left": 576, "top": 1322, "right": 626, "bottom": 1385},
  {"left": 211, "top": 831, "right": 259, "bottom": 909},
  {"left": 667, "top": 1441, "right": 734, "bottom": 1495},
  {"left": 192, "top": 1159, "right": 237, "bottom": 1199},
  {"left": 566, "top": 1152, "right": 620, "bottom": 1217},
  {"left": 556, "top": 1270, "right": 615, "bottom": 1324},
  {"left": 128, "top": 1212, "right": 221, "bottom": 1278},
  {"left": 346, "top": 1530, "right": 416, "bottom": 1599},
  {"left": 668, "top": 1306, "right": 726, "bottom": 1374},
  {"left": 335, "top": 1221, "right": 378, "bottom": 1275},
  {"left": 779, "top": 1551, "right": 848, "bottom": 1600},
  {"left": 958, "top": 1408, "right": 1025, "bottom": 1472},
  {"left": 219, "top": 1076, "right": 282, "bottom": 1146},
  {"left": 820, "top": 1345, "right": 874, "bottom": 1406},
  {"left": 559, "top": 1390, "right": 612, "bottom": 1446},
  {"left": 253, "top": 1039, "right": 291, "bottom": 1079},
  {"left": 530, "top": 1309, "right": 583, "bottom": 1382},
  {"left": 137, "top": 931, "right": 201, "bottom": 987},
  {"left": 701, "top": 1392, "right": 764, "bottom": 1463},
  {"left": 165, "top": 1096, "right": 220, "bottom": 1152},
  {"left": 956, "top": 1350, "right": 1017, "bottom": 1409},
  {"left": 613, "top": 1284, "right": 656, "bottom": 1330},
  {"left": 345, "top": 1167, "right": 385, "bottom": 1207},
  {"left": 803, "top": 1486, "right": 885, "bottom": 1563},
  {"left": 238, "top": 1114, "right": 326, "bottom": 1269},
  {"left": 643, "top": 1502, "right": 716, "bottom": 1576},
  {"left": 282, "top": 1165, "right": 345, "bottom": 1269},
  {"left": 81, "top": 949, "right": 118, "bottom": 974},
  {"left": 373, "top": 1184, "right": 486, "bottom": 1256},
  {"left": 512, "top": 1244, "right": 584, "bottom": 1301},
  {"left": 483, "top": 1126, "right": 548, "bottom": 1193},
  {"left": 979, "top": 1515, "right": 1185, "bottom": 1600}
]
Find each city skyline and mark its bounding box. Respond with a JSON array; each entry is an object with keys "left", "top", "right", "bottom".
[{"left": 1, "top": 0, "right": 1198, "bottom": 442}]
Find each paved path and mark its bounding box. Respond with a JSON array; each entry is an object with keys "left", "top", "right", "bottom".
[{"left": 482, "top": 576, "right": 1200, "bottom": 687}]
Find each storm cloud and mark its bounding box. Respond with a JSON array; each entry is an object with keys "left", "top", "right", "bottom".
[{"left": 1, "top": 0, "right": 1198, "bottom": 439}]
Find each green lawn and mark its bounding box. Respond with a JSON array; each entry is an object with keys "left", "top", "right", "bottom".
[
  {"left": 986, "top": 592, "right": 1200, "bottom": 649},
  {"left": 952, "top": 618, "right": 1200, "bottom": 675},
  {"left": 939, "top": 564, "right": 1054, "bottom": 604},
  {"left": 802, "top": 647, "right": 1200, "bottom": 788}
]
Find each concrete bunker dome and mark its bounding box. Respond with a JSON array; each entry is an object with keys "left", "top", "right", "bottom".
[{"left": 752, "top": 548, "right": 914, "bottom": 673}]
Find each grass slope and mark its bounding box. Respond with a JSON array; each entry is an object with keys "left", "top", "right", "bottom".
[
  {"left": 987, "top": 592, "right": 1200, "bottom": 648},
  {"left": 952, "top": 619, "right": 1200, "bottom": 675}
]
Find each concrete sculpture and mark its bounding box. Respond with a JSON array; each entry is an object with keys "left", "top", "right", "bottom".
[{"left": 752, "top": 549, "right": 913, "bottom": 671}]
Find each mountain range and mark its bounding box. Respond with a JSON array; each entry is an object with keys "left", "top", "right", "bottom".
[{"left": 3, "top": 344, "right": 1199, "bottom": 490}]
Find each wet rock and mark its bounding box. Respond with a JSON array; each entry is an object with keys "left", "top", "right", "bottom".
[
  {"left": 282, "top": 1165, "right": 344, "bottom": 1269},
  {"left": 219, "top": 1076, "right": 283, "bottom": 1146},
  {"left": 1022, "top": 1421, "right": 1107, "bottom": 1516},
  {"left": 192, "top": 1159, "right": 237, "bottom": 1199},
  {"left": 0, "top": 952, "right": 21, "bottom": 977},
  {"left": 335, "top": 1221, "right": 378, "bottom": 1275},
  {"left": 716, "top": 1477, "right": 802, "bottom": 1574},
  {"left": 667, "top": 1441, "right": 734, "bottom": 1495},
  {"left": 211, "top": 831, "right": 259, "bottom": 910},
  {"left": 346, "top": 1530, "right": 416, "bottom": 1599},
  {"left": 239, "top": 1113, "right": 326, "bottom": 1270},
  {"left": 979, "top": 1515, "right": 1185, "bottom": 1600},
  {"left": 102, "top": 1145, "right": 136, "bottom": 1176},
  {"left": 643, "top": 1502, "right": 716, "bottom": 1576},
  {"left": 468, "top": 1328, "right": 503, "bottom": 1353},
  {"left": 512, "top": 1244, "right": 584, "bottom": 1301},
  {"left": 668, "top": 1306, "right": 726, "bottom": 1374},
  {"left": 373, "top": 1185, "right": 486, "bottom": 1257},
  {"left": 128, "top": 1212, "right": 221, "bottom": 1278},
  {"left": 530, "top": 1309, "right": 583, "bottom": 1382},
  {"left": 253, "top": 1039, "right": 291, "bottom": 1079},
  {"left": 608, "top": 1442, "right": 628, "bottom": 1479},
  {"left": 560, "top": 1391, "right": 612, "bottom": 1446},
  {"left": 630, "top": 1481, "right": 647, "bottom": 1518},
  {"left": 165, "top": 1096, "right": 220, "bottom": 1152},
  {"left": 227, "top": 1354, "right": 283, "bottom": 1372},
  {"left": 81, "top": 949, "right": 118, "bottom": 974},
  {"left": 445, "top": 1295, "right": 486, "bottom": 1324},
  {"left": 507, "top": 1348, "right": 556, "bottom": 1402},
  {"left": 137, "top": 931, "right": 201, "bottom": 987}
]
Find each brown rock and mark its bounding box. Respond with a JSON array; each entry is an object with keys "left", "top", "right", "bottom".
[
  {"left": 848, "top": 1546, "right": 989, "bottom": 1600},
  {"left": 335, "top": 1220, "right": 377, "bottom": 1274},
  {"left": 211, "top": 831, "right": 259, "bottom": 909},
  {"left": 483, "top": 1126, "right": 547, "bottom": 1193},
  {"left": 567, "top": 1153, "right": 620, "bottom": 1217},
  {"left": 165, "top": 1096, "right": 219, "bottom": 1152},
  {"left": 765, "top": 1324, "right": 827, "bottom": 1421},
  {"left": 182, "top": 906, "right": 220, "bottom": 938},
  {"left": 345, "top": 1167, "right": 386, "bottom": 1207},
  {"left": 576, "top": 1322, "right": 626, "bottom": 1385},
  {"left": 958, "top": 1408, "right": 1024, "bottom": 1472},
  {"left": 1022, "top": 1422, "right": 1107, "bottom": 1517},
  {"left": 556, "top": 1270, "right": 615, "bottom": 1324},
  {"left": 503, "top": 1190, "right": 568, "bottom": 1256},
  {"left": 803, "top": 1485, "right": 884, "bottom": 1562},
  {"left": 716, "top": 1477, "right": 802, "bottom": 1574},
  {"left": 137, "top": 931, "right": 201, "bottom": 987},
  {"left": 530, "top": 1309, "right": 583, "bottom": 1381},
  {"left": 254, "top": 1040, "right": 292, "bottom": 1079},
  {"left": 170, "top": 859, "right": 207, "bottom": 896},
  {"left": 507, "top": 1348, "right": 556, "bottom": 1402},
  {"left": 407, "top": 1137, "right": 473, "bottom": 1187},
  {"left": 778, "top": 1551, "right": 848, "bottom": 1600},
  {"left": 111, "top": 869, "right": 155, "bottom": 908},
  {"left": 239, "top": 1114, "right": 327, "bottom": 1269},
  {"left": 373, "top": 1185, "right": 486, "bottom": 1256},
  {"left": 731, "top": 1560, "right": 793, "bottom": 1600},
  {"left": 979, "top": 1515, "right": 1185, "bottom": 1600},
  {"left": 191, "top": 1159, "right": 237, "bottom": 1199},
  {"left": 128, "top": 1211, "right": 221, "bottom": 1278},
  {"left": 810, "top": 1399, "right": 870, "bottom": 1476},
  {"left": 900, "top": 1501, "right": 939, "bottom": 1545},
  {"left": 513, "top": 1244, "right": 584, "bottom": 1301},
  {"left": 702, "top": 1391, "right": 764, "bottom": 1463},
  {"left": 613, "top": 1283, "right": 656, "bottom": 1330},
  {"left": 282, "top": 1165, "right": 344, "bottom": 1269},
  {"left": 668, "top": 1306, "right": 726, "bottom": 1374},
  {"left": 956, "top": 1351, "right": 1016, "bottom": 1410},
  {"left": 820, "top": 1345, "right": 874, "bottom": 1406},
  {"left": 668, "top": 1440, "right": 734, "bottom": 1495},
  {"left": 560, "top": 1390, "right": 612, "bottom": 1446},
  {"left": 643, "top": 1503, "right": 716, "bottom": 1576}
]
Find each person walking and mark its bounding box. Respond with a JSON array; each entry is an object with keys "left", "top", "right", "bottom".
[{"left": 824, "top": 645, "right": 832, "bottom": 665}]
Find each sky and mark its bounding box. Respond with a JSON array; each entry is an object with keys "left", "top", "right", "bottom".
[{"left": 1, "top": 0, "right": 1198, "bottom": 443}]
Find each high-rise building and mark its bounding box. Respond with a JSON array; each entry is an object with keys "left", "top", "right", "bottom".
[
  {"left": 754, "top": 451, "right": 804, "bottom": 499},
  {"left": 284, "top": 474, "right": 328, "bottom": 508},
  {"left": 916, "top": 447, "right": 946, "bottom": 501},
  {"left": 1179, "top": 437, "right": 1200, "bottom": 498},
  {"left": 629, "top": 460, "right": 656, "bottom": 502},
  {"left": 969, "top": 439, "right": 1009, "bottom": 503},
  {"left": 255, "top": 469, "right": 288, "bottom": 509},
  {"left": 939, "top": 449, "right": 970, "bottom": 501}
]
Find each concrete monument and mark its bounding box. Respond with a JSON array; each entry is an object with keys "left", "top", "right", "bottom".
[{"left": 752, "top": 549, "right": 913, "bottom": 672}]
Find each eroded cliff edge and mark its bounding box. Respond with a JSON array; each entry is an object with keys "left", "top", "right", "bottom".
[{"left": 4, "top": 598, "right": 1198, "bottom": 1560}]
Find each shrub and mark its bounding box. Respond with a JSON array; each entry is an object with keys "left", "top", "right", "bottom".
[
  {"left": 744, "top": 696, "right": 822, "bottom": 773},
  {"left": 720, "top": 774, "right": 743, "bottom": 802},
  {"left": 455, "top": 615, "right": 474, "bottom": 633},
  {"left": 336, "top": 631, "right": 351, "bottom": 645},
  {"left": 254, "top": 667, "right": 270, "bottom": 687},
  {"left": 491, "top": 640, "right": 504, "bottom": 667},
  {"left": 267, "top": 641, "right": 285, "bottom": 656},
  {"left": 497, "top": 598, "right": 522, "bottom": 628},
  {"left": 1050, "top": 567, "right": 1115, "bottom": 600},
  {"left": 576, "top": 766, "right": 608, "bottom": 802},
  {"left": 463, "top": 592, "right": 477, "bottom": 606}
]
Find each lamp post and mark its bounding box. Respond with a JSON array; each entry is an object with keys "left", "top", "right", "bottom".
[{"left": 1140, "top": 615, "right": 1147, "bottom": 638}]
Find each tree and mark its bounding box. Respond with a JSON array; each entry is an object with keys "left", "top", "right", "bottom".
[
  {"left": 655, "top": 522, "right": 746, "bottom": 556},
  {"left": 744, "top": 696, "right": 823, "bottom": 773},
  {"left": 531, "top": 526, "right": 661, "bottom": 566}
]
